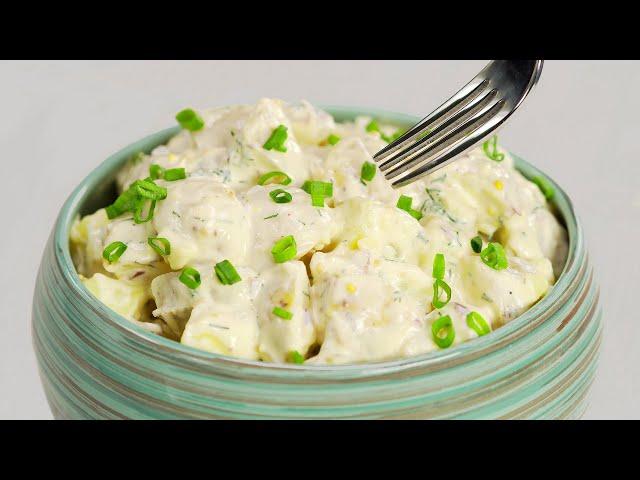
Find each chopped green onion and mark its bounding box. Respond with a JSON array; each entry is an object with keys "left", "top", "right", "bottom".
[
  {"left": 408, "top": 209, "right": 423, "bottom": 220},
  {"left": 130, "top": 152, "right": 145, "bottom": 165},
  {"left": 431, "top": 315, "right": 455, "bottom": 349},
  {"left": 176, "top": 108, "right": 205, "bottom": 132},
  {"left": 471, "top": 236, "right": 483, "bottom": 254},
  {"left": 269, "top": 188, "right": 293, "bottom": 204},
  {"left": 309, "top": 194, "right": 323, "bottom": 207},
  {"left": 271, "top": 235, "right": 297, "bottom": 263},
  {"left": 366, "top": 120, "right": 401, "bottom": 143},
  {"left": 133, "top": 199, "right": 156, "bottom": 224},
  {"left": 327, "top": 134, "right": 340, "bottom": 145},
  {"left": 264, "top": 213, "right": 279, "bottom": 220},
  {"left": 432, "top": 253, "right": 445, "bottom": 280},
  {"left": 263, "top": 124, "right": 288, "bottom": 152},
  {"left": 106, "top": 178, "right": 165, "bottom": 222},
  {"left": 397, "top": 195, "right": 412, "bottom": 211},
  {"left": 466, "top": 311, "right": 491, "bottom": 337},
  {"left": 396, "top": 195, "right": 423, "bottom": 220},
  {"left": 288, "top": 350, "right": 305, "bottom": 364},
  {"left": 302, "top": 180, "right": 333, "bottom": 197},
  {"left": 149, "top": 164, "right": 165, "bottom": 180},
  {"left": 482, "top": 135, "right": 505, "bottom": 162},
  {"left": 391, "top": 129, "right": 406, "bottom": 141},
  {"left": 179, "top": 267, "right": 201, "bottom": 289},
  {"left": 164, "top": 168, "right": 186, "bottom": 181},
  {"left": 102, "top": 241, "right": 127, "bottom": 263},
  {"left": 432, "top": 279, "right": 452, "bottom": 309},
  {"left": 480, "top": 242, "right": 508, "bottom": 270},
  {"left": 365, "top": 120, "right": 380, "bottom": 133},
  {"left": 106, "top": 185, "right": 140, "bottom": 219},
  {"left": 273, "top": 306, "right": 293, "bottom": 320},
  {"left": 416, "top": 129, "right": 432, "bottom": 140},
  {"left": 105, "top": 205, "right": 121, "bottom": 220},
  {"left": 532, "top": 176, "right": 555, "bottom": 200},
  {"left": 135, "top": 179, "right": 167, "bottom": 200},
  {"left": 148, "top": 237, "right": 171, "bottom": 256},
  {"left": 214, "top": 259, "right": 242, "bottom": 285},
  {"left": 257, "top": 171, "right": 292, "bottom": 186},
  {"left": 360, "top": 161, "right": 376, "bottom": 183},
  {"left": 302, "top": 180, "right": 333, "bottom": 207}
]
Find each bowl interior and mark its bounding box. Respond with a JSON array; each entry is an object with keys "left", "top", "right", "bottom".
[{"left": 53, "top": 106, "right": 580, "bottom": 373}]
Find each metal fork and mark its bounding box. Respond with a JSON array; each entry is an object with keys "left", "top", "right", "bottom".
[{"left": 374, "top": 60, "right": 544, "bottom": 188}]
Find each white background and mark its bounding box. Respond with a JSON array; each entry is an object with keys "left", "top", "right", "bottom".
[{"left": 1, "top": 60, "right": 638, "bottom": 419}]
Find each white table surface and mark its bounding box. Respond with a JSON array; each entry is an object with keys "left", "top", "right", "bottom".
[{"left": 1, "top": 60, "right": 637, "bottom": 419}]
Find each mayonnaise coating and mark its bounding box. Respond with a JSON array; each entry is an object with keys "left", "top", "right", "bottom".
[
  {"left": 255, "top": 261, "right": 315, "bottom": 363},
  {"left": 308, "top": 245, "right": 434, "bottom": 363},
  {"left": 244, "top": 184, "right": 341, "bottom": 271},
  {"left": 152, "top": 177, "right": 250, "bottom": 270},
  {"left": 71, "top": 98, "right": 568, "bottom": 364}
]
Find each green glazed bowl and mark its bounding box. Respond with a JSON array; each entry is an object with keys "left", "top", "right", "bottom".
[{"left": 31, "top": 107, "right": 602, "bottom": 419}]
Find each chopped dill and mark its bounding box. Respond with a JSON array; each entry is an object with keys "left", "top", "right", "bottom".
[{"left": 481, "top": 292, "right": 494, "bottom": 303}]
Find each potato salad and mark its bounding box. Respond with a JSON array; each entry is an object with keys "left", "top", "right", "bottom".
[{"left": 70, "top": 98, "right": 568, "bottom": 365}]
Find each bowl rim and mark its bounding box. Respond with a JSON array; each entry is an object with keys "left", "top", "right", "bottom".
[{"left": 52, "top": 105, "right": 582, "bottom": 376}]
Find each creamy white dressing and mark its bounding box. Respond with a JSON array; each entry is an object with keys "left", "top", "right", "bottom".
[{"left": 71, "top": 98, "right": 568, "bottom": 365}]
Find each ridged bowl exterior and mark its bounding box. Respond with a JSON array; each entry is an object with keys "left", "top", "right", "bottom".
[{"left": 32, "top": 108, "right": 602, "bottom": 419}]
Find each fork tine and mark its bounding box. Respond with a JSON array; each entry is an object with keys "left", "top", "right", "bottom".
[
  {"left": 374, "top": 76, "right": 489, "bottom": 164},
  {"left": 377, "top": 60, "right": 544, "bottom": 189},
  {"left": 378, "top": 87, "right": 499, "bottom": 172},
  {"left": 384, "top": 98, "right": 506, "bottom": 185}
]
